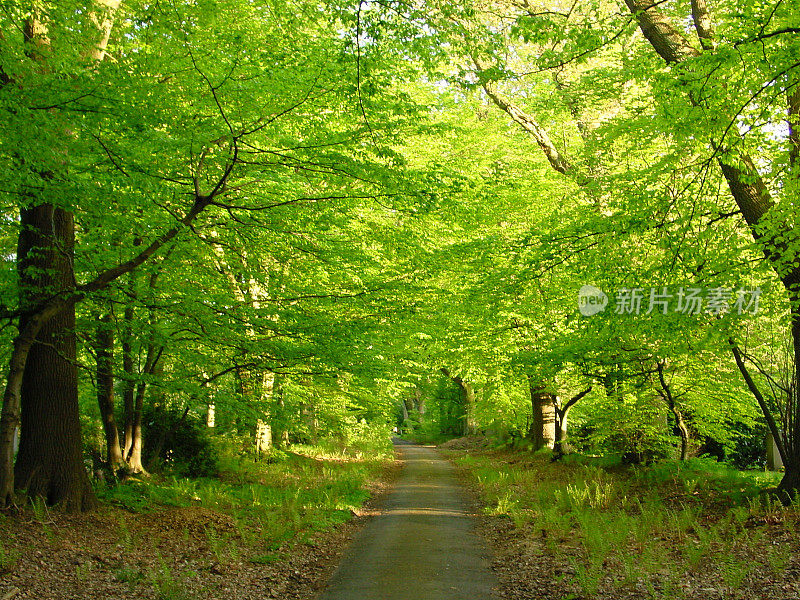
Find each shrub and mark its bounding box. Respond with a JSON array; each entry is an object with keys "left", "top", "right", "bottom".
[{"left": 143, "top": 406, "right": 219, "bottom": 477}]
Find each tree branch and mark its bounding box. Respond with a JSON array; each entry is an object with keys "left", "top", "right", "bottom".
[
  {"left": 475, "top": 59, "right": 585, "bottom": 183},
  {"left": 624, "top": 0, "right": 700, "bottom": 63},
  {"left": 729, "top": 338, "right": 788, "bottom": 464},
  {"left": 690, "top": 0, "right": 715, "bottom": 50}
]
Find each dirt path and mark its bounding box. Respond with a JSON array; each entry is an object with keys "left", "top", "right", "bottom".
[{"left": 316, "top": 441, "right": 497, "bottom": 600}]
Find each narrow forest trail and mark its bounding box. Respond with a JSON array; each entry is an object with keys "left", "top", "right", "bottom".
[{"left": 316, "top": 441, "right": 497, "bottom": 600}]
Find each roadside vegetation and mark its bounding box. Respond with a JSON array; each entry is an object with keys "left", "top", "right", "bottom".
[
  {"left": 0, "top": 433, "right": 393, "bottom": 600},
  {"left": 447, "top": 443, "right": 799, "bottom": 600}
]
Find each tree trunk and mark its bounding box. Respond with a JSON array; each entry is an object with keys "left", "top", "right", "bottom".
[
  {"left": 453, "top": 375, "right": 477, "bottom": 436},
  {"left": 272, "top": 376, "right": 290, "bottom": 448},
  {"left": 127, "top": 380, "right": 145, "bottom": 474},
  {"left": 14, "top": 205, "right": 95, "bottom": 510},
  {"left": 0, "top": 329, "right": 41, "bottom": 505},
  {"left": 414, "top": 387, "right": 426, "bottom": 415},
  {"left": 656, "top": 361, "right": 690, "bottom": 461},
  {"left": 527, "top": 377, "right": 556, "bottom": 451},
  {"left": 780, "top": 316, "right": 800, "bottom": 496},
  {"left": 673, "top": 407, "right": 690, "bottom": 462},
  {"left": 553, "top": 387, "right": 591, "bottom": 459},
  {"left": 96, "top": 312, "right": 123, "bottom": 471},
  {"left": 255, "top": 420, "right": 272, "bottom": 454},
  {"left": 554, "top": 405, "right": 572, "bottom": 456},
  {"left": 126, "top": 347, "right": 162, "bottom": 474},
  {"left": 254, "top": 371, "right": 274, "bottom": 453},
  {"left": 121, "top": 300, "right": 135, "bottom": 459}
]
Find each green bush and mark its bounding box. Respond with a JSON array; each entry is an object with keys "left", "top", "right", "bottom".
[{"left": 143, "top": 406, "right": 219, "bottom": 477}]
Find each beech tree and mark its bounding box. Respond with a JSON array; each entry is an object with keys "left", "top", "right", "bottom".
[
  {"left": 429, "top": 0, "right": 799, "bottom": 483},
  {"left": 0, "top": 0, "right": 429, "bottom": 509}
]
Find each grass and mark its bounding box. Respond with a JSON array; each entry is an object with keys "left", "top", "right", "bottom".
[
  {"left": 0, "top": 538, "right": 19, "bottom": 572},
  {"left": 90, "top": 434, "right": 393, "bottom": 594},
  {"left": 148, "top": 557, "right": 191, "bottom": 600},
  {"left": 449, "top": 449, "right": 797, "bottom": 599}
]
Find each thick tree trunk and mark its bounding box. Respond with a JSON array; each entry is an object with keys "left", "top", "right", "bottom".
[
  {"left": 14, "top": 205, "right": 95, "bottom": 510},
  {"left": 527, "top": 377, "right": 556, "bottom": 451},
  {"left": 414, "top": 387, "right": 426, "bottom": 415},
  {"left": 255, "top": 420, "right": 272, "bottom": 454},
  {"left": 96, "top": 312, "right": 123, "bottom": 471}
]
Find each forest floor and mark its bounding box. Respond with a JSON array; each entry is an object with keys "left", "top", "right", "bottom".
[
  {"left": 442, "top": 436, "right": 800, "bottom": 600},
  {"left": 0, "top": 451, "right": 400, "bottom": 600},
  {"left": 5, "top": 438, "right": 800, "bottom": 600}
]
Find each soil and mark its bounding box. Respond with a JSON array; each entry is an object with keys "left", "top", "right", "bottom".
[{"left": 0, "top": 460, "right": 400, "bottom": 600}]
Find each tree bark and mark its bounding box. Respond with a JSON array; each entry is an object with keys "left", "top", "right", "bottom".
[
  {"left": 554, "top": 387, "right": 592, "bottom": 458},
  {"left": 656, "top": 361, "right": 690, "bottom": 461},
  {"left": 527, "top": 376, "right": 556, "bottom": 450},
  {"left": 121, "top": 279, "right": 136, "bottom": 460},
  {"left": 127, "top": 380, "right": 146, "bottom": 474},
  {"left": 96, "top": 311, "right": 123, "bottom": 471},
  {"left": 554, "top": 404, "right": 572, "bottom": 456},
  {"left": 453, "top": 375, "right": 477, "bottom": 436},
  {"left": 127, "top": 346, "right": 162, "bottom": 474},
  {"left": 14, "top": 205, "right": 95, "bottom": 510},
  {"left": 272, "top": 376, "right": 290, "bottom": 448}
]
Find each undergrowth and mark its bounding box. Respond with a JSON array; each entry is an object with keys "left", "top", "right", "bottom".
[
  {"left": 95, "top": 433, "right": 393, "bottom": 567},
  {"left": 450, "top": 449, "right": 797, "bottom": 599}
]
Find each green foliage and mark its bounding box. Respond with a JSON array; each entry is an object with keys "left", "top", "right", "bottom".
[
  {"left": 579, "top": 393, "right": 674, "bottom": 464},
  {"left": 113, "top": 565, "right": 146, "bottom": 588},
  {"left": 148, "top": 557, "right": 191, "bottom": 600},
  {"left": 0, "top": 0, "right": 797, "bottom": 517},
  {"left": 143, "top": 407, "right": 219, "bottom": 478},
  {"left": 97, "top": 435, "right": 389, "bottom": 562}
]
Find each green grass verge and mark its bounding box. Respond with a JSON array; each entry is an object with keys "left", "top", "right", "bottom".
[
  {"left": 96, "top": 436, "right": 393, "bottom": 561},
  {"left": 449, "top": 449, "right": 796, "bottom": 599}
]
